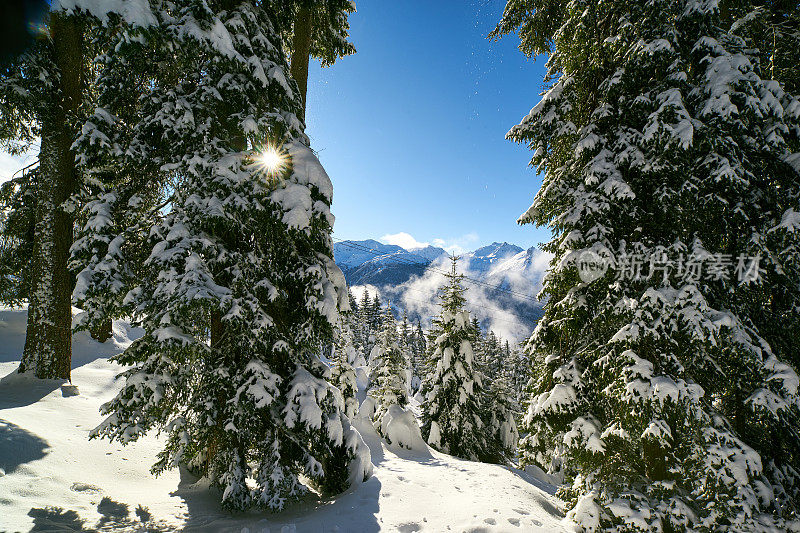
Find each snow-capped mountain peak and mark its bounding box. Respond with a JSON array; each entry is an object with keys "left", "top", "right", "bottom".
[
  {"left": 333, "top": 239, "right": 548, "bottom": 342},
  {"left": 334, "top": 239, "right": 448, "bottom": 269},
  {"left": 463, "top": 242, "right": 524, "bottom": 273}
]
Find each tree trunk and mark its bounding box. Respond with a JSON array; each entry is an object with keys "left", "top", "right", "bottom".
[
  {"left": 18, "top": 13, "right": 84, "bottom": 380},
  {"left": 210, "top": 309, "right": 225, "bottom": 349},
  {"left": 290, "top": 5, "right": 313, "bottom": 120}
]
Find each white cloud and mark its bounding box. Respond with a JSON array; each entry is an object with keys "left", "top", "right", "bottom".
[
  {"left": 432, "top": 232, "right": 480, "bottom": 255},
  {"left": 392, "top": 250, "right": 552, "bottom": 343},
  {"left": 380, "top": 232, "right": 430, "bottom": 251},
  {"left": 380, "top": 232, "right": 482, "bottom": 255}
]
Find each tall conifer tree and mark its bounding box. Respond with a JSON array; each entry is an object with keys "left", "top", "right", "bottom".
[
  {"left": 494, "top": 0, "right": 800, "bottom": 528},
  {"left": 369, "top": 306, "right": 410, "bottom": 423},
  {"left": 421, "top": 258, "right": 489, "bottom": 461},
  {"left": 0, "top": 2, "right": 150, "bottom": 378},
  {"left": 75, "top": 0, "right": 370, "bottom": 511}
]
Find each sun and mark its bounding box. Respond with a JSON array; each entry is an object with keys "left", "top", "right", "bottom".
[{"left": 254, "top": 144, "right": 287, "bottom": 176}]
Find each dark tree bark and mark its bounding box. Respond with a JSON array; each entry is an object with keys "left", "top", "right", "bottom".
[
  {"left": 18, "top": 13, "right": 84, "bottom": 380},
  {"left": 289, "top": 5, "right": 313, "bottom": 119}
]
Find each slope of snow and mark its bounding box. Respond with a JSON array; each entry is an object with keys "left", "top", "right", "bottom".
[{"left": 0, "top": 308, "right": 565, "bottom": 532}]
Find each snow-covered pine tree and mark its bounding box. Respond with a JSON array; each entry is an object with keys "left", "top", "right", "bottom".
[
  {"left": 348, "top": 290, "right": 359, "bottom": 321},
  {"left": 398, "top": 310, "right": 422, "bottom": 392},
  {"left": 726, "top": 1, "right": 800, "bottom": 96},
  {"left": 361, "top": 291, "right": 384, "bottom": 361},
  {"left": 67, "top": 3, "right": 171, "bottom": 345},
  {"left": 399, "top": 310, "right": 411, "bottom": 348},
  {"left": 482, "top": 372, "right": 519, "bottom": 465},
  {"left": 505, "top": 339, "right": 528, "bottom": 406},
  {"left": 345, "top": 290, "right": 361, "bottom": 347},
  {"left": 413, "top": 318, "right": 427, "bottom": 371},
  {"left": 470, "top": 315, "right": 482, "bottom": 339},
  {"left": 339, "top": 308, "right": 367, "bottom": 368},
  {"left": 494, "top": 0, "right": 800, "bottom": 528},
  {"left": 370, "top": 293, "right": 382, "bottom": 330},
  {"left": 358, "top": 289, "right": 371, "bottom": 322},
  {"left": 421, "top": 257, "right": 489, "bottom": 461},
  {"left": 330, "top": 314, "right": 360, "bottom": 419},
  {"left": 483, "top": 333, "right": 521, "bottom": 464},
  {"left": 1, "top": 11, "right": 85, "bottom": 380},
  {"left": 369, "top": 306, "right": 410, "bottom": 425},
  {"left": 0, "top": 167, "right": 36, "bottom": 307},
  {"left": 354, "top": 289, "right": 374, "bottom": 357},
  {"left": 0, "top": 1, "right": 140, "bottom": 379},
  {"left": 462, "top": 318, "right": 519, "bottom": 464},
  {"left": 484, "top": 330, "right": 504, "bottom": 383},
  {"left": 469, "top": 316, "right": 487, "bottom": 371},
  {"left": 76, "top": 0, "right": 370, "bottom": 511}
]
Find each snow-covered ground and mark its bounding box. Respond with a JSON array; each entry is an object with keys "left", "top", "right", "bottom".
[{"left": 0, "top": 308, "right": 565, "bottom": 532}]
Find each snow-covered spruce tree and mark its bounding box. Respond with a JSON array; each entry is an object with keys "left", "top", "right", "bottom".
[
  {"left": 354, "top": 289, "right": 371, "bottom": 352},
  {"left": 483, "top": 373, "right": 519, "bottom": 465},
  {"left": 505, "top": 340, "right": 529, "bottom": 406},
  {"left": 494, "top": 0, "right": 800, "bottom": 529},
  {"left": 0, "top": 3, "right": 95, "bottom": 378},
  {"left": 399, "top": 310, "right": 411, "bottom": 349},
  {"left": 726, "top": 1, "right": 800, "bottom": 96},
  {"left": 469, "top": 316, "right": 486, "bottom": 369},
  {"left": 369, "top": 306, "right": 410, "bottom": 425},
  {"left": 358, "top": 290, "right": 383, "bottom": 361},
  {"left": 330, "top": 314, "right": 362, "bottom": 419},
  {"left": 483, "top": 330, "right": 505, "bottom": 382},
  {"left": 469, "top": 323, "right": 519, "bottom": 463},
  {"left": 421, "top": 258, "right": 489, "bottom": 461},
  {"left": 0, "top": 168, "right": 37, "bottom": 306},
  {"left": 370, "top": 293, "right": 382, "bottom": 330},
  {"left": 0, "top": 1, "right": 158, "bottom": 377},
  {"left": 412, "top": 318, "right": 427, "bottom": 372},
  {"left": 67, "top": 4, "right": 170, "bottom": 345},
  {"left": 76, "top": 1, "right": 370, "bottom": 511}
]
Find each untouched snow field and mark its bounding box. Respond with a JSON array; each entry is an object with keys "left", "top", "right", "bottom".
[{"left": 0, "top": 308, "right": 565, "bottom": 532}]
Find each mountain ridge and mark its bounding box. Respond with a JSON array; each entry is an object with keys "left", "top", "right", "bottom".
[
  {"left": 334, "top": 239, "right": 531, "bottom": 285},
  {"left": 333, "top": 239, "right": 547, "bottom": 342}
]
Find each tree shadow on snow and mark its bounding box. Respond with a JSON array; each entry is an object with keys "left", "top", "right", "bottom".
[
  {"left": 0, "top": 418, "right": 49, "bottom": 474},
  {"left": 505, "top": 465, "right": 561, "bottom": 498},
  {"left": 28, "top": 506, "right": 95, "bottom": 532},
  {"left": 28, "top": 497, "right": 175, "bottom": 532},
  {"left": 0, "top": 369, "right": 63, "bottom": 409},
  {"left": 172, "top": 465, "right": 382, "bottom": 532}
]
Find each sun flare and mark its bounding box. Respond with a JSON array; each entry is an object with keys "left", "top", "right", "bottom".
[{"left": 254, "top": 145, "right": 287, "bottom": 176}]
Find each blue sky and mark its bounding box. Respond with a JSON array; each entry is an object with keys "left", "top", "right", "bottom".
[{"left": 305, "top": 0, "right": 550, "bottom": 252}]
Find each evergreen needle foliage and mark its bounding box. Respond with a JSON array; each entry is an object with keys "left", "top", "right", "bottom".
[
  {"left": 421, "top": 258, "right": 517, "bottom": 464},
  {"left": 369, "top": 306, "right": 411, "bottom": 426},
  {"left": 495, "top": 0, "right": 800, "bottom": 529},
  {"left": 73, "top": 0, "right": 370, "bottom": 511}
]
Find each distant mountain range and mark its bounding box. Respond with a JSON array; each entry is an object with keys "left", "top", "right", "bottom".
[{"left": 333, "top": 239, "right": 548, "bottom": 342}]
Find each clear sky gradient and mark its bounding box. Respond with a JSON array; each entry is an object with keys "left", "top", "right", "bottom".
[{"left": 305, "top": 0, "right": 550, "bottom": 252}]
